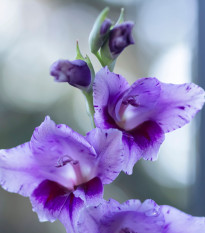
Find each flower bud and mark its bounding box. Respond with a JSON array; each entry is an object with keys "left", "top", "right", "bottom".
[
  {"left": 89, "top": 7, "right": 112, "bottom": 54},
  {"left": 100, "top": 18, "right": 112, "bottom": 35},
  {"left": 109, "top": 21, "right": 134, "bottom": 56},
  {"left": 50, "top": 59, "right": 91, "bottom": 91},
  {"left": 100, "top": 21, "right": 134, "bottom": 67}
]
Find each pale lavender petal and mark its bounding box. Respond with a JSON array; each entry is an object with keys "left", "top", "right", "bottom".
[
  {"left": 152, "top": 82, "right": 205, "bottom": 133},
  {"left": 0, "top": 116, "right": 99, "bottom": 216},
  {"left": 31, "top": 179, "right": 84, "bottom": 233},
  {"left": 0, "top": 142, "right": 44, "bottom": 196},
  {"left": 86, "top": 128, "right": 124, "bottom": 184},
  {"left": 79, "top": 199, "right": 205, "bottom": 233},
  {"left": 94, "top": 71, "right": 205, "bottom": 174},
  {"left": 113, "top": 78, "right": 204, "bottom": 132},
  {"left": 30, "top": 116, "right": 97, "bottom": 188},
  {"left": 115, "top": 77, "right": 161, "bottom": 130},
  {"left": 58, "top": 194, "right": 84, "bottom": 233},
  {"left": 31, "top": 116, "right": 96, "bottom": 161},
  {"left": 117, "top": 79, "right": 204, "bottom": 172},
  {"left": 58, "top": 178, "right": 102, "bottom": 233},
  {"left": 73, "top": 177, "right": 103, "bottom": 206},
  {"left": 114, "top": 78, "right": 204, "bottom": 132},
  {"left": 161, "top": 205, "right": 205, "bottom": 233},
  {"left": 93, "top": 67, "right": 130, "bottom": 129},
  {"left": 122, "top": 121, "right": 165, "bottom": 174},
  {"left": 30, "top": 178, "right": 103, "bottom": 230},
  {"left": 78, "top": 199, "right": 165, "bottom": 233},
  {"left": 30, "top": 179, "right": 71, "bottom": 222},
  {"left": 121, "top": 137, "right": 141, "bottom": 174}
]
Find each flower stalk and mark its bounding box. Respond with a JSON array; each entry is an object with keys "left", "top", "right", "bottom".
[{"left": 1, "top": 6, "right": 205, "bottom": 233}]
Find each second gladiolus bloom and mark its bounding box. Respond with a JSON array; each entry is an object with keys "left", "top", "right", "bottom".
[{"left": 93, "top": 67, "right": 205, "bottom": 174}]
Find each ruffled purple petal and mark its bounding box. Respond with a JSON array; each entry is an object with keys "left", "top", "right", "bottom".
[
  {"left": 31, "top": 179, "right": 85, "bottom": 233},
  {"left": 152, "top": 82, "right": 205, "bottom": 133},
  {"left": 113, "top": 78, "right": 204, "bottom": 133},
  {"left": 94, "top": 70, "right": 205, "bottom": 173},
  {"left": 161, "top": 205, "right": 205, "bottom": 233},
  {"left": 122, "top": 120, "right": 165, "bottom": 173},
  {"left": 58, "top": 193, "right": 84, "bottom": 233},
  {"left": 86, "top": 128, "right": 124, "bottom": 184},
  {"left": 0, "top": 142, "right": 44, "bottom": 196},
  {"left": 115, "top": 77, "right": 161, "bottom": 130},
  {"left": 121, "top": 137, "right": 141, "bottom": 174},
  {"left": 73, "top": 177, "right": 103, "bottom": 206},
  {"left": 30, "top": 179, "right": 71, "bottom": 222},
  {"left": 31, "top": 178, "right": 102, "bottom": 233},
  {"left": 78, "top": 198, "right": 205, "bottom": 233},
  {"left": 0, "top": 116, "right": 107, "bottom": 229},
  {"left": 78, "top": 199, "right": 165, "bottom": 233},
  {"left": 130, "top": 121, "right": 165, "bottom": 161},
  {"left": 93, "top": 67, "right": 130, "bottom": 129},
  {"left": 31, "top": 116, "right": 96, "bottom": 161},
  {"left": 30, "top": 116, "right": 97, "bottom": 188}
]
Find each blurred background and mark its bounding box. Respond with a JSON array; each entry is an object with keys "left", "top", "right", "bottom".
[{"left": 0, "top": 0, "right": 204, "bottom": 232}]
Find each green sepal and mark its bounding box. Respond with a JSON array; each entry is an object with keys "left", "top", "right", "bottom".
[
  {"left": 89, "top": 7, "right": 111, "bottom": 54},
  {"left": 115, "top": 8, "right": 124, "bottom": 26},
  {"left": 100, "top": 41, "right": 116, "bottom": 71},
  {"left": 76, "top": 41, "right": 84, "bottom": 60}
]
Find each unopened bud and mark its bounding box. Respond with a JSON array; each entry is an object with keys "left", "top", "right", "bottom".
[
  {"left": 100, "top": 21, "right": 134, "bottom": 67},
  {"left": 50, "top": 59, "right": 91, "bottom": 91},
  {"left": 109, "top": 21, "right": 134, "bottom": 56}
]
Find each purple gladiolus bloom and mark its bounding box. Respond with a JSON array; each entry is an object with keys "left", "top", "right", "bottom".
[
  {"left": 78, "top": 199, "right": 205, "bottom": 233},
  {"left": 93, "top": 67, "right": 205, "bottom": 174},
  {"left": 50, "top": 59, "right": 91, "bottom": 91},
  {"left": 0, "top": 116, "right": 123, "bottom": 233},
  {"left": 109, "top": 21, "right": 134, "bottom": 57}
]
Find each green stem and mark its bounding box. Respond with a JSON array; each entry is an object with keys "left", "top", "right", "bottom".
[
  {"left": 95, "top": 52, "right": 105, "bottom": 67},
  {"left": 94, "top": 52, "right": 116, "bottom": 72},
  {"left": 83, "top": 91, "right": 95, "bottom": 128},
  {"left": 107, "top": 60, "right": 116, "bottom": 72}
]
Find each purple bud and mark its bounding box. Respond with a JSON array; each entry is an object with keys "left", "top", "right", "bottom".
[
  {"left": 100, "top": 18, "right": 112, "bottom": 35},
  {"left": 109, "top": 21, "right": 134, "bottom": 56},
  {"left": 50, "top": 59, "right": 91, "bottom": 90}
]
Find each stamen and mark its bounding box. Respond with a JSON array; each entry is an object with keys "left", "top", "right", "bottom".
[
  {"left": 55, "top": 155, "right": 79, "bottom": 168},
  {"left": 119, "top": 228, "right": 136, "bottom": 233},
  {"left": 122, "top": 95, "right": 139, "bottom": 107},
  {"left": 55, "top": 155, "right": 84, "bottom": 186}
]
